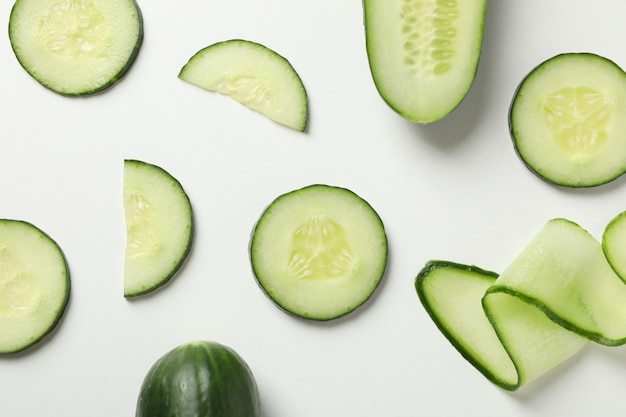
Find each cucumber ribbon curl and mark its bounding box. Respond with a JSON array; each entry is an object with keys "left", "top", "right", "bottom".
[{"left": 416, "top": 218, "right": 626, "bottom": 391}]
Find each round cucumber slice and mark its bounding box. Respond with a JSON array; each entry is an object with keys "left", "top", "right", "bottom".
[
  {"left": 0, "top": 219, "right": 70, "bottom": 354},
  {"left": 509, "top": 53, "right": 626, "bottom": 187},
  {"left": 9, "top": 0, "right": 143, "bottom": 96},
  {"left": 178, "top": 39, "right": 308, "bottom": 132},
  {"left": 123, "top": 160, "right": 193, "bottom": 298},
  {"left": 363, "top": 0, "right": 486, "bottom": 123},
  {"left": 250, "top": 184, "right": 388, "bottom": 321}
]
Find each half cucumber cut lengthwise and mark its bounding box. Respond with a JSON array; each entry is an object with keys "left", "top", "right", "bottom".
[
  {"left": 510, "top": 53, "right": 626, "bottom": 187},
  {"left": 179, "top": 39, "right": 308, "bottom": 132},
  {"left": 0, "top": 219, "right": 69, "bottom": 354},
  {"left": 417, "top": 218, "right": 626, "bottom": 391},
  {"left": 9, "top": 0, "right": 143, "bottom": 96},
  {"left": 363, "top": 0, "right": 486, "bottom": 123},
  {"left": 123, "top": 160, "right": 193, "bottom": 298},
  {"left": 250, "top": 185, "right": 388, "bottom": 321}
]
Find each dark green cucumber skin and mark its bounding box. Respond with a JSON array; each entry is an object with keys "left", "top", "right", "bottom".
[
  {"left": 415, "top": 260, "right": 514, "bottom": 389},
  {"left": 0, "top": 219, "right": 70, "bottom": 355},
  {"left": 136, "top": 341, "right": 262, "bottom": 417},
  {"left": 8, "top": 0, "right": 144, "bottom": 96}
]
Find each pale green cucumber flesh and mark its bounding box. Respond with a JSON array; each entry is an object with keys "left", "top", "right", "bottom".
[
  {"left": 9, "top": 0, "right": 143, "bottom": 96},
  {"left": 179, "top": 39, "right": 308, "bottom": 132},
  {"left": 416, "top": 218, "right": 626, "bottom": 391},
  {"left": 416, "top": 261, "right": 518, "bottom": 388},
  {"left": 363, "top": 0, "right": 486, "bottom": 123},
  {"left": 602, "top": 210, "right": 626, "bottom": 283},
  {"left": 509, "top": 53, "right": 626, "bottom": 187},
  {"left": 0, "top": 219, "right": 69, "bottom": 354},
  {"left": 123, "top": 160, "right": 193, "bottom": 298},
  {"left": 250, "top": 184, "right": 387, "bottom": 321}
]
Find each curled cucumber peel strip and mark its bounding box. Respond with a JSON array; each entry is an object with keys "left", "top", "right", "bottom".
[{"left": 416, "top": 218, "right": 626, "bottom": 391}]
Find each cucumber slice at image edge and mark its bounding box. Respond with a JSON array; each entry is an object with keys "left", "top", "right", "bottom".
[
  {"left": 136, "top": 340, "right": 262, "bottom": 417},
  {"left": 250, "top": 184, "right": 388, "bottom": 321},
  {"left": 9, "top": 0, "right": 143, "bottom": 96},
  {"left": 602, "top": 210, "right": 626, "bottom": 283},
  {"left": 179, "top": 39, "right": 308, "bottom": 132},
  {"left": 509, "top": 53, "right": 626, "bottom": 187},
  {"left": 416, "top": 218, "right": 626, "bottom": 391},
  {"left": 0, "top": 219, "right": 70, "bottom": 354},
  {"left": 123, "top": 160, "right": 193, "bottom": 298},
  {"left": 363, "top": 0, "right": 486, "bottom": 123}
]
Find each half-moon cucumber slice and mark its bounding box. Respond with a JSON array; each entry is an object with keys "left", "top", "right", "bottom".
[
  {"left": 123, "top": 160, "right": 193, "bottom": 298},
  {"left": 179, "top": 39, "right": 308, "bottom": 132}
]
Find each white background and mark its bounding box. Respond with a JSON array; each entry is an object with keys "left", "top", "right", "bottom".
[{"left": 2, "top": 0, "right": 626, "bottom": 415}]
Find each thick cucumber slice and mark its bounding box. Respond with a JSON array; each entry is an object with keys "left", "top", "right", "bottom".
[
  {"left": 363, "top": 0, "right": 486, "bottom": 123},
  {"left": 179, "top": 39, "right": 308, "bottom": 132},
  {"left": 509, "top": 53, "right": 626, "bottom": 187},
  {"left": 9, "top": 0, "right": 143, "bottom": 96},
  {"left": 250, "top": 184, "right": 388, "bottom": 321},
  {"left": 123, "top": 160, "right": 193, "bottom": 298},
  {"left": 0, "top": 219, "right": 69, "bottom": 354},
  {"left": 416, "top": 218, "right": 626, "bottom": 391}
]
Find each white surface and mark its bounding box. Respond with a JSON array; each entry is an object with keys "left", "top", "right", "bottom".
[{"left": 2, "top": 0, "right": 626, "bottom": 415}]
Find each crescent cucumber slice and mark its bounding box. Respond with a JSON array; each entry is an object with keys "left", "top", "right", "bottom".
[
  {"left": 250, "top": 184, "right": 388, "bottom": 321},
  {"left": 8, "top": 0, "right": 143, "bottom": 96},
  {"left": 363, "top": 0, "right": 486, "bottom": 123},
  {"left": 509, "top": 53, "right": 626, "bottom": 187},
  {"left": 0, "top": 219, "right": 69, "bottom": 354},
  {"left": 123, "top": 160, "right": 193, "bottom": 298},
  {"left": 179, "top": 39, "right": 308, "bottom": 132},
  {"left": 416, "top": 218, "right": 626, "bottom": 391}
]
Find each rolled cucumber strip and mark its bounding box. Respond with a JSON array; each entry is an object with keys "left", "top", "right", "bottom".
[
  {"left": 416, "top": 218, "right": 626, "bottom": 391},
  {"left": 363, "top": 0, "right": 486, "bottom": 123},
  {"left": 123, "top": 160, "right": 193, "bottom": 298},
  {"left": 509, "top": 53, "right": 626, "bottom": 187},
  {"left": 9, "top": 0, "right": 143, "bottom": 95},
  {"left": 602, "top": 210, "right": 626, "bottom": 284},
  {"left": 250, "top": 184, "right": 388, "bottom": 321},
  {"left": 179, "top": 39, "right": 308, "bottom": 132},
  {"left": 0, "top": 219, "right": 70, "bottom": 354}
]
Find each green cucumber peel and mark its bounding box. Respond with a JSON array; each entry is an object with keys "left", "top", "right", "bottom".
[{"left": 417, "top": 218, "right": 626, "bottom": 391}]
